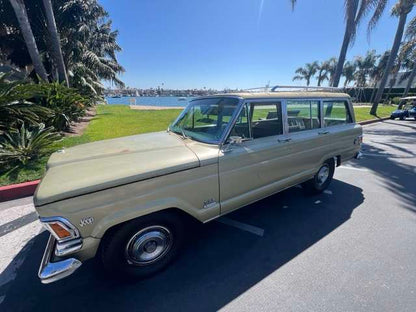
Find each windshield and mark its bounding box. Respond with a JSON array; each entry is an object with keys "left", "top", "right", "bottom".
[
  {"left": 170, "top": 97, "right": 240, "bottom": 144},
  {"left": 399, "top": 100, "right": 416, "bottom": 110}
]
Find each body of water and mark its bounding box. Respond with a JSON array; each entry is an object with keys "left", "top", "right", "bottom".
[{"left": 105, "top": 96, "right": 196, "bottom": 107}]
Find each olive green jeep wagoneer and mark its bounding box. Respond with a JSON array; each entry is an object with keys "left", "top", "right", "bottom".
[{"left": 34, "top": 89, "right": 362, "bottom": 283}]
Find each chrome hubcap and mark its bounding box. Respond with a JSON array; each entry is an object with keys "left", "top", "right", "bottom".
[
  {"left": 125, "top": 226, "right": 172, "bottom": 265},
  {"left": 316, "top": 164, "right": 330, "bottom": 186}
]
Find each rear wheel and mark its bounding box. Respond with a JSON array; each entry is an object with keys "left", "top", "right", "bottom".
[
  {"left": 101, "top": 211, "right": 184, "bottom": 280},
  {"left": 302, "top": 159, "right": 335, "bottom": 195},
  {"left": 399, "top": 115, "right": 405, "bottom": 120}
]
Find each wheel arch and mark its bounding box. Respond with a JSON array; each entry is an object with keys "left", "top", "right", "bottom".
[{"left": 95, "top": 207, "right": 200, "bottom": 243}]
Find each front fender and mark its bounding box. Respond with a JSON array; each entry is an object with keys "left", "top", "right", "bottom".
[{"left": 90, "top": 197, "right": 212, "bottom": 238}]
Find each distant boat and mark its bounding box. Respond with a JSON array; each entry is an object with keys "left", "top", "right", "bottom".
[
  {"left": 111, "top": 95, "right": 122, "bottom": 98},
  {"left": 178, "top": 97, "right": 187, "bottom": 101}
]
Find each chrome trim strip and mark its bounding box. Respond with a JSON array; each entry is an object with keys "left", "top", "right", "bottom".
[
  {"left": 281, "top": 99, "right": 289, "bottom": 135},
  {"left": 38, "top": 235, "right": 82, "bottom": 284},
  {"left": 55, "top": 238, "right": 83, "bottom": 257},
  {"left": 219, "top": 97, "right": 245, "bottom": 144}
]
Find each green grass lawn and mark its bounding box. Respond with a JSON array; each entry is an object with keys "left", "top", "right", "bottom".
[
  {"left": 0, "top": 104, "right": 395, "bottom": 186},
  {"left": 353, "top": 105, "right": 394, "bottom": 122}
]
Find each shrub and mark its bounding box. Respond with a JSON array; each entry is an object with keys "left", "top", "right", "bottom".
[
  {"left": 0, "top": 123, "right": 61, "bottom": 173},
  {"left": 34, "top": 81, "right": 90, "bottom": 131},
  {"left": 0, "top": 73, "right": 53, "bottom": 134}
]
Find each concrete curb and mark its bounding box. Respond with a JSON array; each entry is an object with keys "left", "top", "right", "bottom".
[
  {"left": 0, "top": 180, "right": 40, "bottom": 202},
  {"left": 358, "top": 117, "right": 390, "bottom": 125},
  {"left": 0, "top": 115, "right": 391, "bottom": 202}
]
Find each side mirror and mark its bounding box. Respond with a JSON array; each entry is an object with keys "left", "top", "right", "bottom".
[
  {"left": 228, "top": 136, "right": 243, "bottom": 145},
  {"left": 222, "top": 136, "right": 244, "bottom": 154}
]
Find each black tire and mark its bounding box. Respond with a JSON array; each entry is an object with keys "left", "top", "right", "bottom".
[
  {"left": 399, "top": 116, "right": 405, "bottom": 120},
  {"left": 101, "top": 211, "right": 184, "bottom": 280},
  {"left": 302, "top": 158, "right": 335, "bottom": 195},
  {"left": 390, "top": 116, "right": 395, "bottom": 120}
]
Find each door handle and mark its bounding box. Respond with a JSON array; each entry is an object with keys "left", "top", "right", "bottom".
[
  {"left": 278, "top": 138, "right": 292, "bottom": 143},
  {"left": 318, "top": 130, "right": 329, "bottom": 135}
]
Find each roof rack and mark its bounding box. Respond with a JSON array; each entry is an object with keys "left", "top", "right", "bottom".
[
  {"left": 270, "top": 85, "right": 343, "bottom": 92},
  {"left": 243, "top": 87, "right": 272, "bottom": 92}
]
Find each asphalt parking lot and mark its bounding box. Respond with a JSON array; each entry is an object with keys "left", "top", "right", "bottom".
[{"left": 0, "top": 120, "right": 415, "bottom": 312}]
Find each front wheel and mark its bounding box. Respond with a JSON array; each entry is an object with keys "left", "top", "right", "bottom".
[
  {"left": 101, "top": 211, "right": 184, "bottom": 280},
  {"left": 399, "top": 116, "right": 405, "bottom": 120},
  {"left": 302, "top": 159, "right": 335, "bottom": 195}
]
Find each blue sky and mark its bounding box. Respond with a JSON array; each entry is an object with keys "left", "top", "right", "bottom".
[{"left": 100, "top": 0, "right": 415, "bottom": 90}]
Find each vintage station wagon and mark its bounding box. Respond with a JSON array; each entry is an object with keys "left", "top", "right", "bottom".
[{"left": 34, "top": 87, "right": 363, "bottom": 283}]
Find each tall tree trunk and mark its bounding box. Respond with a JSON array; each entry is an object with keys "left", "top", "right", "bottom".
[
  {"left": 8, "top": 0, "right": 48, "bottom": 81},
  {"left": 332, "top": 29, "right": 352, "bottom": 87},
  {"left": 42, "top": 0, "right": 69, "bottom": 86},
  {"left": 371, "top": 13, "right": 408, "bottom": 115},
  {"left": 386, "top": 60, "right": 402, "bottom": 100},
  {"left": 403, "top": 64, "right": 416, "bottom": 97},
  {"left": 370, "top": 81, "right": 378, "bottom": 103},
  {"left": 332, "top": 0, "right": 359, "bottom": 88}
]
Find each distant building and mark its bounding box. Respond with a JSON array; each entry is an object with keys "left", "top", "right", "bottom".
[{"left": 380, "top": 71, "right": 415, "bottom": 89}]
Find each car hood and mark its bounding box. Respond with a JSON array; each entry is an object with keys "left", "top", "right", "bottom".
[
  {"left": 34, "top": 132, "right": 200, "bottom": 206},
  {"left": 392, "top": 109, "right": 404, "bottom": 114}
]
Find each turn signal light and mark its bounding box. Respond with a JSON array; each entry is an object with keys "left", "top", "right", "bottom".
[
  {"left": 40, "top": 217, "right": 80, "bottom": 242},
  {"left": 49, "top": 222, "right": 72, "bottom": 239}
]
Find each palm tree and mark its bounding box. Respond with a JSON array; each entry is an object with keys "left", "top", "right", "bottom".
[
  {"left": 332, "top": 0, "right": 388, "bottom": 87},
  {"left": 354, "top": 50, "right": 379, "bottom": 88},
  {"left": 325, "top": 57, "right": 338, "bottom": 85},
  {"left": 293, "top": 62, "right": 319, "bottom": 86},
  {"left": 316, "top": 62, "right": 329, "bottom": 86},
  {"left": 42, "top": 0, "right": 69, "bottom": 86},
  {"left": 56, "top": 0, "right": 125, "bottom": 95},
  {"left": 1, "top": 0, "right": 124, "bottom": 97},
  {"left": 400, "top": 16, "right": 416, "bottom": 96},
  {"left": 7, "top": 0, "right": 48, "bottom": 81},
  {"left": 342, "top": 61, "right": 356, "bottom": 87},
  {"left": 369, "top": 50, "right": 390, "bottom": 102},
  {"left": 371, "top": 0, "right": 415, "bottom": 115}
]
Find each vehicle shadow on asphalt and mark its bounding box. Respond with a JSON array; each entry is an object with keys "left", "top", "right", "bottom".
[{"left": 0, "top": 180, "right": 363, "bottom": 312}]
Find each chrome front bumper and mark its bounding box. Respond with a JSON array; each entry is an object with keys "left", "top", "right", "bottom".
[{"left": 38, "top": 235, "right": 82, "bottom": 284}]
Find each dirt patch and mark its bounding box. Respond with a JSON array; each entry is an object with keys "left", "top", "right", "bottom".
[{"left": 64, "top": 107, "right": 96, "bottom": 137}]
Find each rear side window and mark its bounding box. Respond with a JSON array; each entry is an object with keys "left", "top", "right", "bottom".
[
  {"left": 323, "top": 101, "right": 353, "bottom": 127},
  {"left": 251, "top": 102, "right": 283, "bottom": 138},
  {"left": 287, "top": 100, "right": 320, "bottom": 133}
]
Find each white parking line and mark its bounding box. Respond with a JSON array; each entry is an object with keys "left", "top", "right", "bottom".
[
  {"left": 339, "top": 166, "right": 369, "bottom": 172},
  {"left": 361, "top": 153, "right": 389, "bottom": 158},
  {"left": 0, "top": 203, "right": 35, "bottom": 226},
  {"left": 217, "top": 217, "right": 264, "bottom": 237}
]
